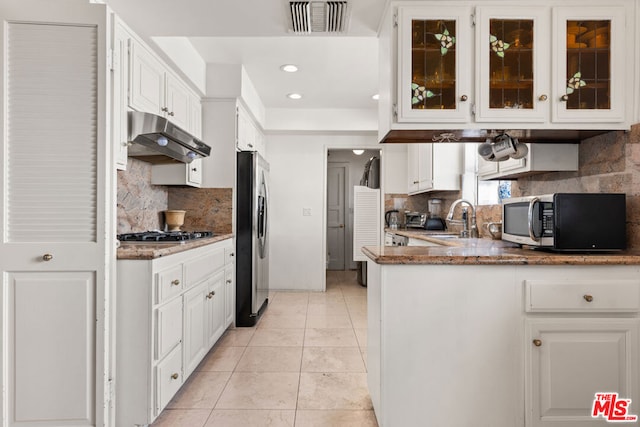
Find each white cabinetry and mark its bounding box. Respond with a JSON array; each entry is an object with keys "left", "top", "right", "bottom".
[
  {"left": 116, "top": 239, "right": 232, "bottom": 426},
  {"left": 151, "top": 158, "right": 203, "bottom": 187},
  {"left": 380, "top": 0, "right": 636, "bottom": 142},
  {"left": 129, "top": 40, "right": 200, "bottom": 133},
  {"left": 237, "top": 103, "right": 265, "bottom": 154},
  {"left": 477, "top": 143, "right": 578, "bottom": 180},
  {"left": 112, "top": 17, "right": 132, "bottom": 170},
  {"left": 407, "top": 143, "right": 462, "bottom": 194},
  {"left": 523, "top": 275, "right": 640, "bottom": 427},
  {"left": 1, "top": 3, "right": 112, "bottom": 425},
  {"left": 367, "top": 263, "right": 640, "bottom": 427}
]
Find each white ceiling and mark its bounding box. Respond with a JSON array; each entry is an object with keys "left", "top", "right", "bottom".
[{"left": 106, "top": 0, "right": 389, "bottom": 110}]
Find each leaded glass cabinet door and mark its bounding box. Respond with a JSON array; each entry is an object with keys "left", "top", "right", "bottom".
[
  {"left": 552, "top": 6, "right": 626, "bottom": 123},
  {"left": 476, "top": 7, "right": 550, "bottom": 123},
  {"left": 397, "top": 6, "right": 471, "bottom": 123}
]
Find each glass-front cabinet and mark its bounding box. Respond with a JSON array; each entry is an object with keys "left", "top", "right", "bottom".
[
  {"left": 397, "top": 6, "right": 472, "bottom": 123},
  {"left": 392, "top": 2, "right": 631, "bottom": 128},
  {"left": 476, "top": 7, "right": 550, "bottom": 122},
  {"left": 552, "top": 6, "right": 626, "bottom": 123}
]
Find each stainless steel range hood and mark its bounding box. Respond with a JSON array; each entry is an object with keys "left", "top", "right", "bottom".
[{"left": 128, "top": 111, "right": 211, "bottom": 164}]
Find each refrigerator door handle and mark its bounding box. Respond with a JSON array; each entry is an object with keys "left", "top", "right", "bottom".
[{"left": 258, "top": 171, "right": 268, "bottom": 259}]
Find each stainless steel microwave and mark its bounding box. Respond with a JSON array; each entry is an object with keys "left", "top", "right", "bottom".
[{"left": 501, "top": 193, "right": 626, "bottom": 251}]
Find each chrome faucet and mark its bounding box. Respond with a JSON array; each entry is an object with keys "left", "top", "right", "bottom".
[{"left": 446, "top": 199, "right": 478, "bottom": 238}]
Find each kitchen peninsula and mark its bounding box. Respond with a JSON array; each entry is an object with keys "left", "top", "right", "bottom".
[{"left": 363, "top": 238, "right": 640, "bottom": 427}]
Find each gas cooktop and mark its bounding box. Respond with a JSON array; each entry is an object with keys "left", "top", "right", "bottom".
[{"left": 117, "top": 231, "right": 214, "bottom": 242}]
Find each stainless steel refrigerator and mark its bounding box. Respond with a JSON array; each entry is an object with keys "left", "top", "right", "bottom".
[{"left": 236, "top": 151, "right": 269, "bottom": 326}]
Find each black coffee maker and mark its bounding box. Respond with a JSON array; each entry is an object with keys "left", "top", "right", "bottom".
[{"left": 425, "top": 199, "right": 446, "bottom": 230}]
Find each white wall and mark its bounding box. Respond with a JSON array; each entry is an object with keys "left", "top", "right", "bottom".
[{"left": 267, "top": 132, "right": 378, "bottom": 291}]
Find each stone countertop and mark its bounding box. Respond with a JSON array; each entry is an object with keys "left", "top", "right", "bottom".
[
  {"left": 369, "top": 230, "right": 640, "bottom": 265},
  {"left": 117, "top": 233, "right": 233, "bottom": 260}
]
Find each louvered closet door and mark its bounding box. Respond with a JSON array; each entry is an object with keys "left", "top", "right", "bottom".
[{"left": 0, "top": 2, "right": 109, "bottom": 426}]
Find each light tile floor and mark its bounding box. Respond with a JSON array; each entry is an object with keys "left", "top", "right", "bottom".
[{"left": 151, "top": 270, "right": 379, "bottom": 427}]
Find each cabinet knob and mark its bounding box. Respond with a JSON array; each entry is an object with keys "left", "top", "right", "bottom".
[
  {"left": 168, "top": 111, "right": 175, "bottom": 117},
  {"left": 42, "top": 253, "right": 53, "bottom": 261},
  {"left": 229, "top": 252, "right": 235, "bottom": 257},
  {"left": 538, "top": 94, "right": 548, "bottom": 101},
  {"left": 171, "top": 279, "right": 180, "bottom": 286},
  {"left": 248, "top": 143, "right": 254, "bottom": 148},
  {"left": 584, "top": 294, "right": 594, "bottom": 303},
  {"left": 460, "top": 94, "right": 468, "bottom": 102},
  {"left": 171, "top": 373, "right": 179, "bottom": 380},
  {"left": 413, "top": 180, "right": 419, "bottom": 184},
  {"left": 161, "top": 107, "right": 169, "bottom": 112},
  {"left": 533, "top": 339, "right": 542, "bottom": 347},
  {"left": 191, "top": 168, "right": 197, "bottom": 172},
  {"left": 560, "top": 94, "right": 569, "bottom": 102},
  {"left": 206, "top": 291, "right": 215, "bottom": 299},
  {"left": 226, "top": 279, "right": 232, "bottom": 284}
]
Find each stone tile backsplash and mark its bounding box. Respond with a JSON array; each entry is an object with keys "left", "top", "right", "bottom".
[
  {"left": 117, "top": 158, "right": 168, "bottom": 233},
  {"left": 386, "top": 124, "right": 640, "bottom": 247},
  {"left": 117, "top": 158, "right": 233, "bottom": 235}
]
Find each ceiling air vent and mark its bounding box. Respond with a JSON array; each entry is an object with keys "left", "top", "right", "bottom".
[{"left": 287, "top": 1, "right": 350, "bottom": 34}]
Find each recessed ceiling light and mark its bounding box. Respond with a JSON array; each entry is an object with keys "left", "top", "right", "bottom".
[
  {"left": 287, "top": 93, "right": 302, "bottom": 100},
  {"left": 372, "top": 94, "right": 380, "bottom": 100},
  {"left": 280, "top": 64, "right": 298, "bottom": 73}
]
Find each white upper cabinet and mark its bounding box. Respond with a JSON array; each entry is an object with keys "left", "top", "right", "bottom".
[
  {"left": 397, "top": 6, "right": 472, "bottom": 123},
  {"left": 129, "top": 38, "right": 201, "bottom": 136},
  {"left": 381, "top": 0, "right": 636, "bottom": 142},
  {"left": 552, "top": 6, "right": 627, "bottom": 123},
  {"left": 475, "top": 6, "right": 550, "bottom": 123}
]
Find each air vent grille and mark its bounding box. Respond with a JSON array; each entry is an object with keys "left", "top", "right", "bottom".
[{"left": 288, "top": 1, "right": 349, "bottom": 33}]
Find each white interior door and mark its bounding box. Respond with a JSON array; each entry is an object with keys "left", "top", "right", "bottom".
[
  {"left": 0, "top": 3, "right": 110, "bottom": 426},
  {"left": 327, "top": 163, "right": 346, "bottom": 270}
]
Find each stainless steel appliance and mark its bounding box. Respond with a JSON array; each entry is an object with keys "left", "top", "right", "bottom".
[
  {"left": 117, "top": 230, "right": 213, "bottom": 242},
  {"left": 502, "top": 193, "right": 626, "bottom": 251},
  {"left": 236, "top": 151, "right": 270, "bottom": 326},
  {"left": 128, "top": 111, "right": 211, "bottom": 163},
  {"left": 405, "top": 212, "right": 428, "bottom": 228}
]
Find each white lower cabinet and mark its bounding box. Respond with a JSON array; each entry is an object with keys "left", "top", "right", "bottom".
[
  {"left": 207, "top": 271, "right": 227, "bottom": 347},
  {"left": 116, "top": 238, "right": 233, "bottom": 426},
  {"left": 523, "top": 275, "right": 640, "bottom": 427},
  {"left": 183, "top": 281, "right": 208, "bottom": 378},
  {"left": 526, "top": 319, "right": 638, "bottom": 427},
  {"left": 367, "top": 263, "right": 640, "bottom": 427}
]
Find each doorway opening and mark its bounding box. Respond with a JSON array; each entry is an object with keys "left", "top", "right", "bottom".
[{"left": 326, "top": 149, "right": 381, "bottom": 274}]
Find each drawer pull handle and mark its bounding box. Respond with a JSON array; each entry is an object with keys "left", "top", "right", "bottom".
[
  {"left": 171, "top": 279, "right": 180, "bottom": 286},
  {"left": 171, "top": 373, "right": 179, "bottom": 380},
  {"left": 584, "top": 294, "right": 594, "bottom": 302},
  {"left": 533, "top": 339, "right": 542, "bottom": 347},
  {"left": 42, "top": 253, "right": 53, "bottom": 261},
  {"left": 206, "top": 291, "right": 215, "bottom": 299}
]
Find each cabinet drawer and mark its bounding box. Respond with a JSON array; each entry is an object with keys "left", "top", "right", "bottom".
[
  {"left": 525, "top": 280, "right": 640, "bottom": 313},
  {"left": 185, "top": 249, "right": 225, "bottom": 287},
  {"left": 224, "top": 246, "right": 235, "bottom": 265},
  {"left": 156, "top": 264, "right": 183, "bottom": 304},
  {"left": 156, "top": 297, "right": 182, "bottom": 360},
  {"left": 155, "top": 344, "right": 182, "bottom": 415}
]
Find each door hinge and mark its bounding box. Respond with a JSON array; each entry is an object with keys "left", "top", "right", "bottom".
[
  {"left": 393, "top": 13, "right": 398, "bottom": 28},
  {"left": 392, "top": 103, "right": 398, "bottom": 119},
  {"left": 107, "top": 48, "right": 114, "bottom": 71},
  {"left": 471, "top": 14, "right": 476, "bottom": 27}
]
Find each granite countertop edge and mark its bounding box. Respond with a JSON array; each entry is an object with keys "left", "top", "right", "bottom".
[
  {"left": 369, "top": 230, "right": 640, "bottom": 265},
  {"left": 117, "top": 233, "right": 234, "bottom": 260}
]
